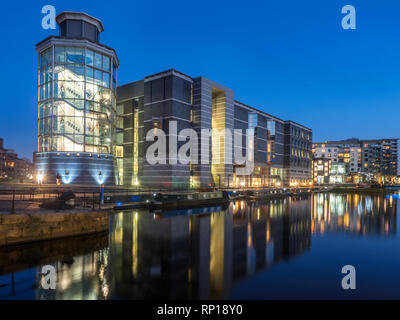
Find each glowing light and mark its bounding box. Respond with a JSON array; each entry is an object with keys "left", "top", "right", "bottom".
[
  {"left": 37, "top": 173, "right": 44, "bottom": 184},
  {"left": 91, "top": 168, "right": 108, "bottom": 185},
  {"left": 62, "top": 175, "right": 73, "bottom": 184}
]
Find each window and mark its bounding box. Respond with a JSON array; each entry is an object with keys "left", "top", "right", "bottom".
[
  {"left": 102, "top": 55, "right": 110, "bottom": 72},
  {"left": 267, "top": 120, "right": 275, "bottom": 136},
  {"left": 115, "top": 146, "right": 124, "bottom": 158},
  {"left": 94, "top": 52, "right": 102, "bottom": 69},
  {"left": 248, "top": 114, "right": 258, "bottom": 130},
  {"left": 86, "top": 50, "right": 94, "bottom": 66},
  {"left": 55, "top": 46, "right": 65, "bottom": 63}
]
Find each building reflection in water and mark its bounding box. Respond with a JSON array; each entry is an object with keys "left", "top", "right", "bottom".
[
  {"left": 104, "top": 196, "right": 312, "bottom": 300},
  {"left": 29, "top": 193, "right": 397, "bottom": 300},
  {"left": 311, "top": 193, "right": 397, "bottom": 236},
  {"left": 36, "top": 250, "right": 109, "bottom": 300}
]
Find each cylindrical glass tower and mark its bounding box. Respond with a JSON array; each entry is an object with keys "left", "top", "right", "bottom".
[{"left": 35, "top": 12, "right": 119, "bottom": 185}]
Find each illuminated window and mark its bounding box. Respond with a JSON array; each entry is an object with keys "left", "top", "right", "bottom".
[
  {"left": 38, "top": 45, "right": 115, "bottom": 154},
  {"left": 115, "top": 145, "right": 124, "bottom": 158}
]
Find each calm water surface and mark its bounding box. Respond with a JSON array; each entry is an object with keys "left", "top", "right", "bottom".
[{"left": 1, "top": 192, "right": 399, "bottom": 300}]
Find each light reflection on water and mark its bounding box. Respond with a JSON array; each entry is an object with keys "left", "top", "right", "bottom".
[{"left": 0, "top": 192, "right": 399, "bottom": 300}]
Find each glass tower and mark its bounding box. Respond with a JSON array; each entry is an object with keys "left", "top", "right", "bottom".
[{"left": 35, "top": 12, "right": 119, "bottom": 185}]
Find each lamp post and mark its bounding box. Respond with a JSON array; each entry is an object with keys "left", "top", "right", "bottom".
[{"left": 100, "top": 184, "right": 104, "bottom": 206}]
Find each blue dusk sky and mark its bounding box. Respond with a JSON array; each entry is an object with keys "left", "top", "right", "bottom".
[{"left": 0, "top": 0, "right": 399, "bottom": 159}]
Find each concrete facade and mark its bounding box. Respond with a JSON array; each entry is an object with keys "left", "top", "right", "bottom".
[
  {"left": 116, "top": 69, "right": 313, "bottom": 188},
  {"left": 283, "top": 121, "right": 313, "bottom": 186}
]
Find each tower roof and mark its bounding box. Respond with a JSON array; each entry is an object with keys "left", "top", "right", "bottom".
[{"left": 56, "top": 12, "right": 104, "bottom": 33}]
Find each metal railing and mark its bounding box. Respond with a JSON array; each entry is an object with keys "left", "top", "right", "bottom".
[{"left": 0, "top": 184, "right": 321, "bottom": 214}]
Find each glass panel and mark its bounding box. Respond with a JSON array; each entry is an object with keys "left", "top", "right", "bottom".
[
  {"left": 267, "top": 120, "right": 276, "bottom": 136},
  {"left": 94, "top": 69, "right": 102, "bottom": 86},
  {"left": 40, "top": 48, "right": 52, "bottom": 69},
  {"left": 54, "top": 64, "right": 65, "bottom": 81},
  {"left": 73, "top": 65, "right": 85, "bottom": 78},
  {"left": 65, "top": 99, "right": 84, "bottom": 110},
  {"left": 102, "top": 55, "right": 110, "bottom": 71},
  {"left": 86, "top": 66, "right": 94, "bottom": 83},
  {"left": 55, "top": 47, "right": 65, "bottom": 63},
  {"left": 74, "top": 48, "right": 85, "bottom": 64},
  {"left": 66, "top": 47, "right": 75, "bottom": 64},
  {"left": 102, "top": 72, "right": 110, "bottom": 88},
  {"left": 86, "top": 118, "right": 99, "bottom": 136},
  {"left": 94, "top": 52, "right": 102, "bottom": 69},
  {"left": 116, "top": 132, "right": 123, "bottom": 144},
  {"left": 85, "top": 83, "right": 95, "bottom": 101},
  {"left": 38, "top": 119, "right": 43, "bottom": 135},
  {"left": 65, "top": 47, "right": 85, "bottom": 64},
  {"left": 86, "top": 49, "right": 94, "bottom": 66}
]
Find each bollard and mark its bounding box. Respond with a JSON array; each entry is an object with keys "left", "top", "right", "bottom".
[{"left": 100, "top": 184, "right": 104, "bottom": 209}]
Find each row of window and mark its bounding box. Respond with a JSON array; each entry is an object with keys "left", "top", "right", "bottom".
[
  {"left": 38, "top": 135, "right": 111, "bottom": 153},
  {"left": 291, "top": 148, "right": 311, "bottom": 159},
  {"left": 40, "top": 66, "right": 116, "bottom": 92},
  {"left": 39, "top": 82, "right": 113, "bottom": 102},
  {"left": 38, "top": 118, "right": 110, "bottom": 135},
  {"left": 291, "top": 127, "right": 311, "bottom": 141},
  {"left": 39, "top": 101, "right": 112, "bottom": 117},
  {"left": 40, "top": 46, "right": 112, "bottom": 72},
  {"left": 248, "top": 114, "right": 277, "bottom": 137}
]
